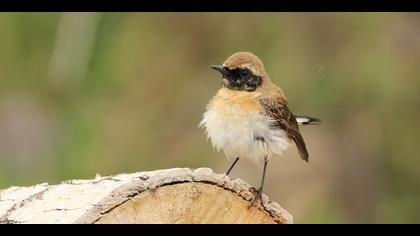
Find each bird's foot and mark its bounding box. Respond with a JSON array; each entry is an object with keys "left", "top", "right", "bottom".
[{"left": 248, "top": 187, "right": 264, "bottom": 209}]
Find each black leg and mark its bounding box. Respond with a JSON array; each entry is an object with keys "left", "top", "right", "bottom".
[
  {"left": 250, "top": 157, "right": 268, "bottom": 208},
  {"left": 225, "top": 157, "right": 240, "bottom": 176}
]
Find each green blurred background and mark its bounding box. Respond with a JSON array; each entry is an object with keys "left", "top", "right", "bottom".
[{"left": 0, "top": 13, "right": 419, "bottom": 223}]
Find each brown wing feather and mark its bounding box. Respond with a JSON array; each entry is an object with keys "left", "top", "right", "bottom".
[{"left": 259, "top": 97, "right": 309, "bottom": 162}]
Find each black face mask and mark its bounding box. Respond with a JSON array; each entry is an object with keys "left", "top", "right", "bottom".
[{"left": 222, "top": 67, "right": 262, "bottom": 92}]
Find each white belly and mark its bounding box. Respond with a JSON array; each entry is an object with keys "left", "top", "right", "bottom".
[{"left": 200, "top": 106, "right": 291, "bottom": 164}]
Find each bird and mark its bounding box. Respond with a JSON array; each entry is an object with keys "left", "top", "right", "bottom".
[{"left": 199, "top": 51, "right": 320, "bottom": 207}]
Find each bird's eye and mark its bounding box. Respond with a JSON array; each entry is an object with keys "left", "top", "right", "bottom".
[{"left": 240, "top": 69, "right": 249, "bottom": 76}]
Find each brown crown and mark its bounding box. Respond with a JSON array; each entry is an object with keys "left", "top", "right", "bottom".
[{"left": 223, "top": 51, "right": 266, "bottom": 76}]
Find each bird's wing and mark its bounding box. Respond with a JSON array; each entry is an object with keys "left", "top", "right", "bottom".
[{"left": 259, "top": 97, "right": 309, "bottom": 162}]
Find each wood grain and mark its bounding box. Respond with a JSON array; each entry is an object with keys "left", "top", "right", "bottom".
[{"left": 0, "top": 168, "right": 292, "bottom": 224}]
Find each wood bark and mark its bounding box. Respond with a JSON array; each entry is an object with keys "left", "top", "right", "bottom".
[{"left": 0, "top": 168, "right": 292, "bottom": 224}]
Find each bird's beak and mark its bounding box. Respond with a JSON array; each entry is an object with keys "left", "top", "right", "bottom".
[{"left": 209, "top": 65, "right": 229, "bottom": 77}]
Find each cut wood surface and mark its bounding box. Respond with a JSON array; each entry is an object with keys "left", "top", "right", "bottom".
[{"left": 0, "top": 168, "right": 292, "bottom": 224}]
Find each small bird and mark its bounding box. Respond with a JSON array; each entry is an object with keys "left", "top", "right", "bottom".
[{"left": 200, "top": 51, "right": 320, "bottom": 207}]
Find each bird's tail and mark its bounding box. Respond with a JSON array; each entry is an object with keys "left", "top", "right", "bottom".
[{"left": 296, "top": 116, "right": 321, "bottom": 125}]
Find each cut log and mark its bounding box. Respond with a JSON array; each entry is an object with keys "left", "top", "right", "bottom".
[{"left": 0, "top": 168, "right": 292, "bottom": 224}]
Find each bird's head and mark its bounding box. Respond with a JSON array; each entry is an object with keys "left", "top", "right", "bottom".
[{"left": 210, "top": 51, "right": 268, "bottom": 92}]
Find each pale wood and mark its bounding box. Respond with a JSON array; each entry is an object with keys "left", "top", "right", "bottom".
[{"left": 0, "top": 168, "right": 292, "bottom": 224}]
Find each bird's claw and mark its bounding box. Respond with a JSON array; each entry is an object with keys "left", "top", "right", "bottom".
[{"left": 248, "top": 187, "right": 263, "bottom": 209}]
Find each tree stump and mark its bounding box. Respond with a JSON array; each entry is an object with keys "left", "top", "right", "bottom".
[{"left": 0, "top": 168, "right": 292, "bottom": 224}]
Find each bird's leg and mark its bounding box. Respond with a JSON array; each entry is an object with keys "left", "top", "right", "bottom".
[
  {"left": 225, "top": 157, "right": 240, "bottom": 176},
  {"left": 250, "top": 157, "right": 268, "bottom": 208}
]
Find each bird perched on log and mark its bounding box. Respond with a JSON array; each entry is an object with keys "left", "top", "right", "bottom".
[{"left": 200, "top": 51, "right": 320, "bottom": 207}]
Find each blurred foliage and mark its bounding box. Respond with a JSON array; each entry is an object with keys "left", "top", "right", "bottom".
[{"left": 0, "top": 13, "right": 419, "bottom": 223}]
